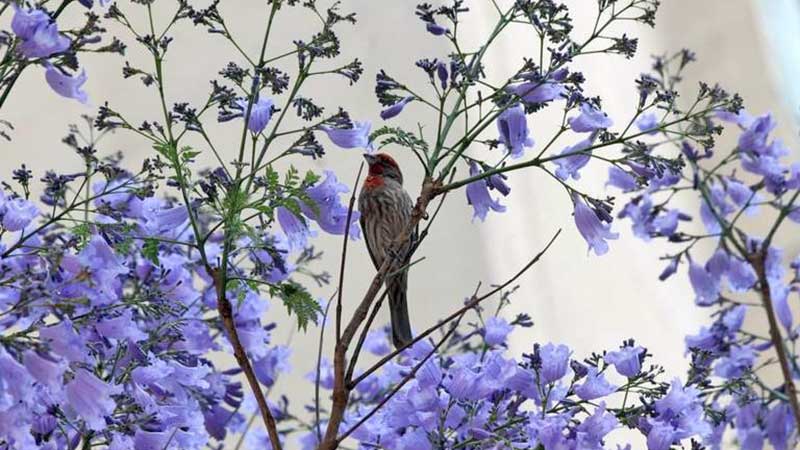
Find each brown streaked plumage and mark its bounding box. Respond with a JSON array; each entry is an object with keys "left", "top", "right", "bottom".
[{"left": 358, "top": 153, "right": 414, "bottom": 349}]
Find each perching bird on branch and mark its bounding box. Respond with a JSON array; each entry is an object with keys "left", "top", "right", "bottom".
[{"left": 358, "top": 153, "right": 415, "bottom": 349}]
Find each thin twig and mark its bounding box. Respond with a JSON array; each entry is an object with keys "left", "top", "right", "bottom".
[
  {"left": 336, "top": 162, "right": 365, "bottom": 343},
  {"left": 335, "top": 315, "right": 464, "bottom": 444},
  {"left": 349, "top": 228, "right": 561, "bottom": 389},
  {"left": 314, "top": 291, "right": 337, "bottom": 444},
  {"left": 346, "top": 289, "right": 389, "bottom": 383}
]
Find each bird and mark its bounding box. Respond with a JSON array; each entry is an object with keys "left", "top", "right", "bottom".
[{"left": 358, "top": 153, "right": 415, "bottom": 349}]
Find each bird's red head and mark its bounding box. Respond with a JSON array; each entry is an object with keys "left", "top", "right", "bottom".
[{"left": 364, "top": 153, "right": 403, "bottom": 186}]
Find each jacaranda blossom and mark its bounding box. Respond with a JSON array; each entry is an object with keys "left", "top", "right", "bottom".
[
  {"left": 553, "top": 134, "right": 597, "bottom": 181},
  {"left": 506, "top": 82, "right": 565, "bottom": 104},
  {"left": 483, "top": 317, "right": 513, "bottom": 346},
  {"left": 572, "top": 196, "right": 618, "bottom": 256},
  {"left": 65, "top": 369, "right": 122, "bottom": 430},
  {"left": 321, "top": 121, "right": 372, "bottom": 150},
  {"left": 575, "top": 367, "right": 617, "bottom": 400},
  {"left": 636, "top": 112, "right": 659, "bottom": 135},
  {"left": 425, "top": 22, "right": 448, "bottom": 35},
  {"left": 496, "top": 104, "right": 534, "bottom": 158},
  {"left": 688, "top": 261, "right": 720, "bottom": 306},
  {"left": 465, "top": 162, "right": 506, "bottom": 221},
  {"left": 606, "top": 166, "right": 638, "bottom": 192},
  {"left": 538, "top": 343, "right": 571, "bottom": 384},
  {"left": 569, "top": 103, "right": 613, "bottom": 133},
  {"left": 2, "top": 197, "right": 39, "bottom": 231},
  {"left": 238, "top": 97, "right": 274, "bottom": 134},
  {"left": 301, "top": 170, "right": 361, "bottom": 238},
  {"left": 45, "top": 65, "right": 88, "bottom": 104},
  {"left": 604, "top": 345, "right": 644, "bottom": 378},
  {"left": 12, "top": 7, "right": 70, "bottom": 58},
  {"left": 276, "top": 206, "right": 314, "bottom": 250},
  {"left": 380, "top": 96, "right": 414, "bottom": 120}
]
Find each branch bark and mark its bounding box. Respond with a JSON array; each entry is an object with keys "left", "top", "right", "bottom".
[
  {"left": 749, "top": 250, "right": 800, "bottom": 432},
  {"left": 211, "top": 268, "right": 283, "bottom": 450}
]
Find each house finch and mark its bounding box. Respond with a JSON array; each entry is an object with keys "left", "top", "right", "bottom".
[{"left": 358, "top": 153, "right": 414, "bottom": 349}]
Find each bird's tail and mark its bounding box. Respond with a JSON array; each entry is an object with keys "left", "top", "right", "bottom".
[{"left": 387, "top": 270, "right": 413, "bottom": 350}]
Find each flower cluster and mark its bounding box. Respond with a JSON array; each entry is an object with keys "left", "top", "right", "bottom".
[
  {"left": 609, "top": 58, "right": 800, "bottom": 449},
  {"left": 4, "top": 0, "right": 796, "bottom": 449},
  {"left": 305, "top": 315, "right": 719, "bottom": 450}
]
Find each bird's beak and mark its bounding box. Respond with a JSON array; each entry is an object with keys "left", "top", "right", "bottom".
[{"left": 363, "top": 153, "right": 378, "bottom": 165}]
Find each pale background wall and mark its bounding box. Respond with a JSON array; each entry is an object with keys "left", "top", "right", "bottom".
[{"left": 2, "top": 0, "right": 797, "bottom": 447}]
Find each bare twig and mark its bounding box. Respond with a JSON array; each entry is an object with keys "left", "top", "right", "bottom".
[
  {"left": 336, "top": 162, "right": 365, "bottom": 343},
  {"left": 346, "top": 289, "right": 390, "bottom": 383},
  {"left": 314, "top": 291, "right": 337, "bottom": 443},
  {"left": 349, "top": 228, "right": 561, "bottom": 389},
  {"left": 335, "top": 314, "right": 464, "bottom": 444}
]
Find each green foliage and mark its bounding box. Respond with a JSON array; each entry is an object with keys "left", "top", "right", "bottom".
[
  {"left": 370, "top": 126, "right": 429, "bottom": 153},
  {"left": 142, "top": 238, "right": 160, "bottom": 264},
  {"left": 273, "top": 281, "right": 321, "bottom": 331}
]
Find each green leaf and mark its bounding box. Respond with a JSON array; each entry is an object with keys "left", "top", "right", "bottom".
[
  {"left": 142, "top": 238, "right": 160, "bottom": 264},
  {"left": 275, "top": 281, "right": 320, "bottom": 331},
  {"left": 370, "top": 126, "right": 429, "bottom": 152}
]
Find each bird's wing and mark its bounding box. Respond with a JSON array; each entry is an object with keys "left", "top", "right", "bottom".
[{"left": 360, "top": 213, "right": 380, "bottom": 269}]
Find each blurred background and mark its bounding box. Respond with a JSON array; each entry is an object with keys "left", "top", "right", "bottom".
[{"left": 3, "top": 0, "right": 800, "bottom": 446}]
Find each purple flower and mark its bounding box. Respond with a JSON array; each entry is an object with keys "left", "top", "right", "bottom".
[
  {"left": 716, "top": 109, "right": 754, "bottom": 127},
  {"left": 0, "top": 348, "right": 34, "bottom": 411},
  {"left": 647, "top": 420, "right": 677, "bottom": 450},
  {"left": 13, "top": 7, "right": 70, "bottom": 58},
  {"left": 277, "top": 206, "right": 313, "bottom": 250},
  {"left": 766, "top": 404, "right": 795, "bottom": 450},
  {"left": 45, "top": 65, "right": 88, "bottom": 104},
  {"left": 636, "top": 112, "right": 659, "bottom": 135},
  {"left": 714, "top": 345, "right": 755, "bottom": 379},
  {"left": 2, "top": 197, "right": 39, "bottom": 231},
  {"left": 726, "top": 179, "right": 759, "bottom": 210},
  {"left": 96, "top": 310, "right": 148, "bottom": 342},
  {"left": 23, "top": 350, "right": 66, "bottom": 389},
  {"left": 688, "top": 262, "right": 720, "bottom": 306},
  {"left": 39, "top": 320, "right": 88, "bottom": 363},
  {"left": 576, "top": 403, "right": 618, "bottom": 447},
  {"left": 726, "top": 257, "right": 756, "bottom": 292},
  {"left": 11, "top": 7, "right": 49, "bottom": 40},
  {"left": 569, "top": 103, "right": 613, "bottom": 133},
  {"left": 65, "top": 369, "right": 122, "bottom": 430},
  {"left": 380, "top": 96, "right": 414, "bottom": 120},
  {"left": 606, "top": 166, "right": 638, "bottom": 192},
  {"left": 738, "top": 113, "right": 776, "bottom": 154},
  {"left": 575, "top": 367, "right": 617, "bottom": 400},
  {"left": 301, "top": 170, "right": 361, "bottom": 238},
  {"left": 483, "top": 317, "right": 513, "bottom": 346},
  {"left": 253, "top": 345, "right": 292, "bottom": 387},
  {"left": 321, "top": 121, "right": 372, "bottom": 150},
  {"left": 465, "top": 162, "right": 506, "bottom": 221},
  {"left": 507, "top": 82, "right": 565, "bottom": 104},
  {"left": 363, "top": 330, "right": 391, "bottom": 356},
  {"left": 496, "top": 104, "right": 534, "bottom": 158},
  {"left": 425, "top": 22, "right": 448, "bottom": 35},
  {"left": 771, "top": 280, "right": 793, "bottom": 334},
  {"left": 238, "top": 97, "right": 274, "bottom": 133},
  {"left": 604, "top": 345, "right": 644, "bottom": 378},
  {"left": 539, "top": 343, "right": 571, "bottom": 384},
  {"left": 573, "top": 196, "right": 619, "bottom": 256},
  {"left": 553, "top": 134, "right": 597, "bottom": 180},
  {"left": 436, "top": 61, "right": 448, "bottom": 89}
]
